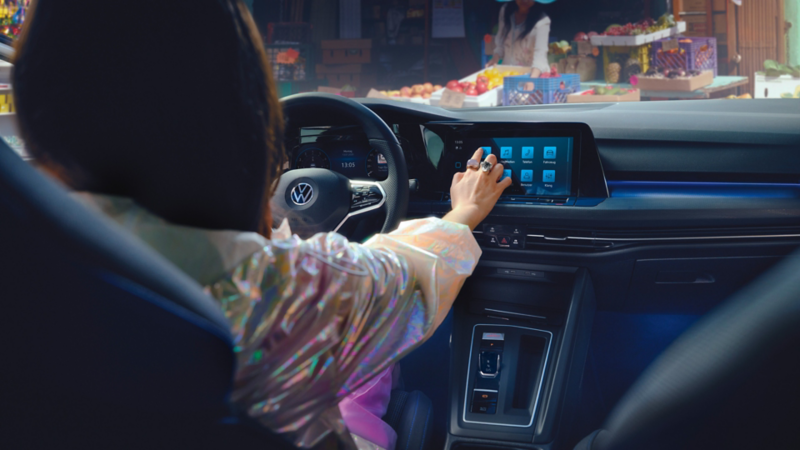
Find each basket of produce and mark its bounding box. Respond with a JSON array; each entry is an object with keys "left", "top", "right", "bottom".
[
  {"left": 591, "top": 15, "right": 685, "bottom": 47},
  {"left": 502, "top": 67, "right": 580, "bottom": 106},
  {"left": 602, "top": 45, "right": 649, "bottom": 84},
  {"left": 754, "top": 60, "right": 800, "bottom": 98},
  {"left": 633, "top": 67, "right": 713, "bottom": 91},
  {"left": 568, "top": 86, "right": 640, "bottom": 103},
  {"left": 652, "top": 37, "right": 717, "bottom": 76},
  {"left": 266, "top": 44, "right": 312, "bottom": 81},
  {"left": 548, "top": 40, "right": 573, "bottom": 65},
  {"left": 430, "top": 65, "right": 528, "bottom": 108},
  {"left": 377, "top": 82, "right": 442, "bottom": 104}
]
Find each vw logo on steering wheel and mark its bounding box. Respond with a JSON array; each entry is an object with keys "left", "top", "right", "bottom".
[{"left": 290, "top": 182, "right": 314, "bottom": 205}]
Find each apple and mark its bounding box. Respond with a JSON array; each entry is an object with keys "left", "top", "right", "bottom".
[
  {"left": 400, "top": 86, "right": 412, "bottom": 97},
  {"left": 460, "top": 81, "right": 471, "bottom": 89},
  {"left": 446, "top": 80, "right": 460, "bottom": 90},
  {"left": 433, "top": 84, "right": 443, "bottom": 91},
  {"left": 423, "top": 82, "right": 433, "bottom": 94},
  {"left": 449, "top": 85, "right": 463, "bottom": 93},
  {"left": 465, "top": 86, "right": 478, "bottom": 96},
  {"left": 412, "top": 84, "right": 424, "bottom": 95},
  {"left": 477, "top": 75, "right": 489, "bottom": 85},
  {"left": 476, "top": 82, "right": 488, "bottom": 95}
]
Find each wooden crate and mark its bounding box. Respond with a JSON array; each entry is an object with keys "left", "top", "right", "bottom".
[{"left": 635, "top": 70, "right": 714, "bottom": 91}]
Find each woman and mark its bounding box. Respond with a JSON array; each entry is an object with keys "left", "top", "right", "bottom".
[
  {"left": 486, "top": 0, "right": 554, "bottom": 77},
  {"left": 12, "top": 1, "right": 511, "bottom": 449}
]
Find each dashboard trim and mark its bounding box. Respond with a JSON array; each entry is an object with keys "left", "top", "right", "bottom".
[
  {"left": 333, "top": 180, "right": 387, "bottom": 233},
  {"left": 541, "top": 233, "right": 800, "bottom": 242}
]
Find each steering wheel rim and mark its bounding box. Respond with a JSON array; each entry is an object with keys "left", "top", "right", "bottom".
[{"left": 274, "top": 93, "right": 409, "bottom": 237}]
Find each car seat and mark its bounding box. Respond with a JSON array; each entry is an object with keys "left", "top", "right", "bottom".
[{"left": 0, "top": 141, "right": 432, "bottom": 450}]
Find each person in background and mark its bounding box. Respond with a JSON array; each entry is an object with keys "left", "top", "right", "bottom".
[
  {"left": 12, "top": 1, "right": 511, "bottom": 449},
  {"left": 485, "top": 0, "right": 555, "bottom": 77}
]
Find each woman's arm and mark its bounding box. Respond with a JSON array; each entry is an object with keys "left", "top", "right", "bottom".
[
  {"left": 486, "top": 5, "right": 506, "bottom": 67},
  {"left": 208, "top": 150, "right": 509, "bottom": 447},
  {"left": 530, "top": 16, "right": 552, "bottom": 75}
]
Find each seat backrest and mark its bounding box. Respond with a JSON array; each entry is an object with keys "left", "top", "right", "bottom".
[
  {"left": 0, "top": 142, "right": 292, "bottom": 448},
  {"left": 586, "top": 247, "right": 800, "bottom": 450}
]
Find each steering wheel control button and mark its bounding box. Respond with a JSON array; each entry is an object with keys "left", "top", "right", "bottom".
[{"left": 350, "top": 184, "right": 384, "bottom": 211}]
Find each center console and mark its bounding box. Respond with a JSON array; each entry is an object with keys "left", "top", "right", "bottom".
[
  {"left": 413, "top": 122, "right": 603, "bottom": 449},
  {"left": 447, "top": 264, "right": 596, "bottom": 450}
]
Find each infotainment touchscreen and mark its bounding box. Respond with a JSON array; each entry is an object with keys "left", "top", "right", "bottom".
[{"left": 462, "top": 137, "right": 573, "bottom": 197}]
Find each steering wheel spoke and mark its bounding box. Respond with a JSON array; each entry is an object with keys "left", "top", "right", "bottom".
[{"left": 335, "top": 180, "right": 386, "bottom": 233}]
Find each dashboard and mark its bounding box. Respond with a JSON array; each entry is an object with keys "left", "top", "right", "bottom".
[
  {"left": 282, "top": 98, "right": 800, "bottom": 314},
  {"left": 290, "top": 128, "right": 389, "bottom": 181}
]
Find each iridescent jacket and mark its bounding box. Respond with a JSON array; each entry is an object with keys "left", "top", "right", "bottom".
[{"left": 77, "top": 194, "right": 481, "bottom": 448}]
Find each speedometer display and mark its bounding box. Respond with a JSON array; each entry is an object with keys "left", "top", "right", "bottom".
[
  {"left": 295, "top": 148, "right": 331, "bottom": 169},
  {"left": 366, "top": 149, "right": 389, "bottom": 181}
]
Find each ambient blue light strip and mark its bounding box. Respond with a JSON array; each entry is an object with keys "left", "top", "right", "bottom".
[{"left": 607, "top": 181, "right": 800, "bottom": 199}]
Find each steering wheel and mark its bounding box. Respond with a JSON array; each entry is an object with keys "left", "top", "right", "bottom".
[{"left": 273, "top": 93, "right": 409, "bottom": 239}]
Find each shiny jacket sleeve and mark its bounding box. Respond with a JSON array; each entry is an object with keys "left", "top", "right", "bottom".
[{"left": 205, "top": 217, "right": 481, "bottom": 447}]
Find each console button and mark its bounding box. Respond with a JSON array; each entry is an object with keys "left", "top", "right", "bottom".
[
  {"left": 479, "top": 351, "right": 500, "bottom": 378},
  {"left": 488, "top": 235, "right": 498, "bottom": 246},
  {"left": 497, "top": 235, "right": 511, "bottom": 247},
  {"left": 471, "top": 390, "right": 498, "bottom": 414},
  {"left": 471, "top": 401, "right": 497, "bottom": 414},
  {"left": 510, "top": 237, "right": 523, "bottom": 249}
]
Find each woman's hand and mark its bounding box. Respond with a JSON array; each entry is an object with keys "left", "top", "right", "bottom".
[
  {"left": 530, "top": 68, "right": 542, "bottom": 78},
  {"left": 485, "top": 56, "right": 501, "bottom": 68},
  {"left": 444, "top": 148, "right": 513, "bottom": 231}
]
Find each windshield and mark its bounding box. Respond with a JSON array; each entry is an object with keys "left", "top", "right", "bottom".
[{"left": 252, "top": 0, "right": 793, "bottom": 107}]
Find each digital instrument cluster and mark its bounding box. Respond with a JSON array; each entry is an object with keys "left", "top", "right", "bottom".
[{"left": 293, "top": 143, "right": 389, "bottom": 181}]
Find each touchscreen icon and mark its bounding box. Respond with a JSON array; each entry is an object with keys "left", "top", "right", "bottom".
[
  {"left": 482, "top": 147, "right": 491, "bottom": 158},
  {"left": 544, "top": 147, "right": 557, "bottom": 159},
  {"left": 543, "top": 170, "right": 555, "bottom": 183},
  {"left": 502, "top": 169, "right": 511, "bottom": 181},
  {"left": 522, "top": 147, "right": 534, "bottom": 159},
  {"left": 520, "top": 170, "right": 533, "bottom": 182},
  {"left": 500, "top": 147, "right": 513, "bottom": 159}
]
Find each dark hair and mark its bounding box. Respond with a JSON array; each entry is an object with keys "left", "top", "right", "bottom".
[
  {"left": 13, "top": 0, "right": 285, "bottom": 236},
  {"left": 501, "top": 1, "right": 548, "bottom": 42}
]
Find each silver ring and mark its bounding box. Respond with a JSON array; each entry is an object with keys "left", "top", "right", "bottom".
[
  {"left": 466, "top": 159, "right": 480, "bottom": 170},
  {"left": 480, "top": 160, "right": 493, "bottom": 173}
]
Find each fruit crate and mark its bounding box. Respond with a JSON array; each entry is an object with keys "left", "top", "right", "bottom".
[
  {"left": 652, "top": 37, "right": 717, "bottom": 77},
  {"left": 502, "top": 74, "right": 580, "bottom": 106},
  {"left": 265, "top": 44, "right": 313, "bottom": 81},
  {"left": 267, "top": 22, "right": 313, "bottom": 44},
  {"left": 603, "top": 45, "right": 650, "bottom": 84}
]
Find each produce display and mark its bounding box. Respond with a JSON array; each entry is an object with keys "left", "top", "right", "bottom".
[
  {"left": 634, "top": 67, "right": 713, "bottom": 92},
  {"left": 549, "top": 40, "right": 572, "bottom": 56},
  {"left": 380, "top": 82, "right": 442, "bottom": 100},
  {"left": 601, "top": 14, "right": 676, "bottom": 37},
  {"left": 580, "top": 86, "right": 636, "bottom": 96},
  {"left": 441, "top": 67, "right": 525, "bottom": 96},
  {"left": 642, "top": 66, "right": 704, "bottom": 79},
  {"left": 760, "top": 59, "right": 800, "bottom": 78}
]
